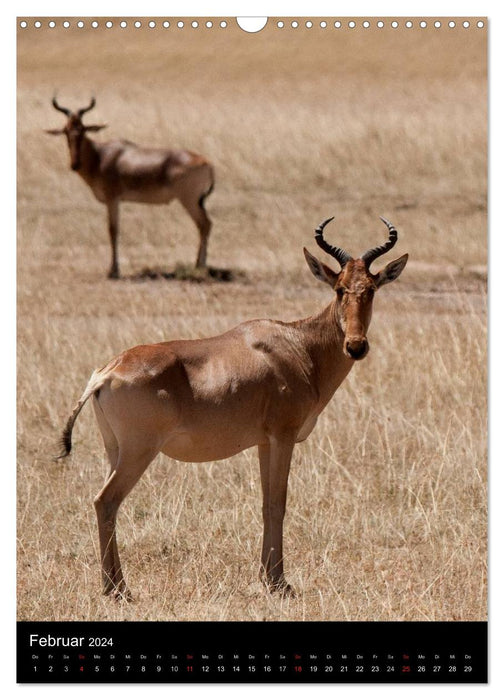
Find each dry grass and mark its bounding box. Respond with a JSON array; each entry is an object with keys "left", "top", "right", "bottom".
[{"left": 17, "top": 19, "right": 487, "bottom": 622}]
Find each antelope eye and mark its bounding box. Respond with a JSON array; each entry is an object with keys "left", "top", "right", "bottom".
[{"left": 336, "top": 287, "right": 345, "bottom": 299}]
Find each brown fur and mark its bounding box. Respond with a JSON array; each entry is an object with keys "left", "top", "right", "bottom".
[
  {"left": 47, "top": 99, "right": 214, "bottom": 278},
  {"left": 59, "top": 229, "right": 407, "bottom": 599}
]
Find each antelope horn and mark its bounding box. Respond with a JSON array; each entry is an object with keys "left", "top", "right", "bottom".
[
  {"left": 361, "top": 217, "right": 398, "bottom": 267},
  {"left": 314, "top": 217, "right": 353, "bottom": 267},
  {"left": 77, "top": 97, "right": 96, "bottom": 119},
  {"left": 52, "top": 95, "right": 71, "bottom": 116}
]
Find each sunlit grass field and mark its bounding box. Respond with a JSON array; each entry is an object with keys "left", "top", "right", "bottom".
[{"left": 17, "top": 19, "right": 487, "bottom": 621}]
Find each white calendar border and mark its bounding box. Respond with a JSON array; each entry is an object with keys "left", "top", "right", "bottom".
[{"left": 6, "top": 2, "right": 501, "bottom": 699}]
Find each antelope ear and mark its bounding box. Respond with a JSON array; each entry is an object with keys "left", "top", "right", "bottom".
[
  {"left": 45, "top": 128, "right": 65, "bottom": 135},
  {"left": 85, "top": 124, "right": 107, "bottom": 132},
  {"left": 303, "top": 248, "right": 339, "bottom": 288},
  {"left": 375, "top": 253, "right": 408, "bottom": 288}
]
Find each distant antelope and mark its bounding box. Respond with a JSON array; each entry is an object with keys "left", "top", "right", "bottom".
[
  {"left": 57, "top": 217, "right": 407, "bottom": 599},
  {"left": 46, "top": 97, "right": 214, "bottom": 278}
]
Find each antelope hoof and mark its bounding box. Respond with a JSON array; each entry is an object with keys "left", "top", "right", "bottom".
[
  {"left": 102, "top": 579, "right": 133, "bottom": 602},
  {"left": 261, "top": 572, "right": 296, "bottom": 598},
  {"left": 112, "top": 587, "right": 133, "bottom": 603},
  {"left": 107, "top": 269, "right": 120, "bottom": 280},
  {"left": 273, "top": 581, "right": 296, "bottom": 598}
]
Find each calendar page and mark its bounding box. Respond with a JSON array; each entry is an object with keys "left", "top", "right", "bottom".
[{"left": 16, "top": 15, "right": 487, "bottom": 683}]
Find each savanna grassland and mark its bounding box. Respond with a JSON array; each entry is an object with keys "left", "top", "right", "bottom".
[{"left": 17, "top": 18, "right": 487, "bottom": 622}]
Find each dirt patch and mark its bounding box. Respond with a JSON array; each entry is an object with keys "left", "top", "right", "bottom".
[{"left": 127, "top": 265, "right": 247, "bottom": 284}]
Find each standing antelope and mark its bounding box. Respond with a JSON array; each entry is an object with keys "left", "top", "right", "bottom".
[
  {"left": 46, "top": 97, "right": 214, "bottom": 278},
  {"left": 57, "top": 217, "right": 407, "bottom": 600}
]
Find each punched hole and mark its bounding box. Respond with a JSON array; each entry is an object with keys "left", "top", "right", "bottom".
[{"left": 237, "top": 17, "right": 268, "bottom": 32}]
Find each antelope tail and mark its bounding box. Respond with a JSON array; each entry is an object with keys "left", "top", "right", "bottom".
[
  {"left": 54, "top": 370, "right": 105, "bottom": 460},
  {"left": 198, "top": 178, "right": 214, "bottom": 210},
  {"left": 198, "top": 162, "right": 215, "bottom": 210}
]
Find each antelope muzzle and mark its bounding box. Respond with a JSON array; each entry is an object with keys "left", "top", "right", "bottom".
[
  {"left": 69, "top": 147, "right": 81, "bottom": 171},
  {"left": 344, "top": 336, "right": 369, "bottom": 360}
]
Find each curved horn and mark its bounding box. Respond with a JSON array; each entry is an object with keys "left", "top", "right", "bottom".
[
  {"left": 314, "top": 217, "right": 353, "bottom": 268},
  {"left": 361, "top": 217, "right": 398, "bottom": 267},
  {"left": 77, "top": 97, "right": 96, "bottom": 119},
  {"left": 52, "top": 96, "right": 71, "bottom": 116}
]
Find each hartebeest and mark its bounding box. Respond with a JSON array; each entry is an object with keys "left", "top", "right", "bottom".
[
  {"left": 47, "top": 97, "right": 214, "bottom": 278},
  {"left": 57, "top": 217, "right": 407, "bottom": 599}
]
